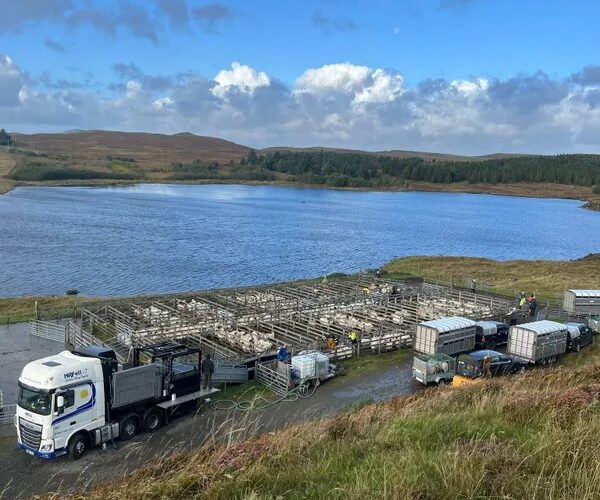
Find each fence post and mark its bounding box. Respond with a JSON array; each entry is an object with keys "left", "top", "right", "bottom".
[{"left": 34, "top": 300, "right": 39, "bottom": 320}]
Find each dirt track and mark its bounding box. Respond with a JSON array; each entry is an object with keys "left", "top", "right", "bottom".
[{"left": 0, "top": 353, "right": 421, "bottom": 499}]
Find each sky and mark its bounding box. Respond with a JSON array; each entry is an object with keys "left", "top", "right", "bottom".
[{"left": 1, "top": 0, "right": 600, "bottom": 154}]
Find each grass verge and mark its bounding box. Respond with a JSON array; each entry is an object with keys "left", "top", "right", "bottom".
[
  {"left": 0, "top": 296, "right": 86, "bottom": 325},
  {"left": 383, "top": 254, "right": 600, "bottom": 302},
  {"left": 48, "top": 345, "right": 600, "bottom": 500}
]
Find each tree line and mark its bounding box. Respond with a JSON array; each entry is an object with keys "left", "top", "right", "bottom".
[{"left": 226, "top": 150, "right": 600, "bottom": 188}]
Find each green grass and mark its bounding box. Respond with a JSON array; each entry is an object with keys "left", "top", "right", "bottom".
[
  {"left": 0, "top": 296, "right": 85, "bottom": 325},
  {"left": 211, "top": 382, "right": 274, "bottom": 403},
  {"left": 337, "top": 350, "right": 410, "bottom": 377},
  {"left": 383, "top": 254, "right": 600, "bottom": 302},
  {"left": 57, "top": 360, "right": 600, "bottom": 500}
]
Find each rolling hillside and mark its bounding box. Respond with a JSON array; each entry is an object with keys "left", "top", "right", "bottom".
[{"left": 9, "top": 131, "right": 251, "bottom": 170}]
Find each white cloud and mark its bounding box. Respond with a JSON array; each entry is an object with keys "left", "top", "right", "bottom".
[
  {"left": 212, "top": 62, "right": 270, "bottom": 99},
  {"left": 392, "top": 27, "right": 400, "bottom": 35},
  {"left": 0, "top": 55, "right": 24, "bottom": 106},
  {"left": 125, "top": 80, "right": 142, "bottom": 98},
  {"left": 4, "top": 56, "right": 600, "bottom": 155},
  {"left": 354, "top": 69, "right": 404, "bottom": 106},
  {"left": 152, "top": 96, "right": 173, "bottom": 110},
  {"left": 295, "top": 63, "right": 370, "bottom": 95},
  {"left": 451, "top": 78, "right": 489, "bottom": 96}
]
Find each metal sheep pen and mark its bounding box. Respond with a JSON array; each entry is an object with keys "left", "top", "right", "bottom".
[{"left": 71, "top": 277, "right": 511, "bottom": 368}]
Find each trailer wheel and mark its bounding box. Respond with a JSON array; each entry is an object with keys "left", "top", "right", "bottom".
[
  {"left": 68, "top": 433, "right": 88, "bottom": 461},
  {"left": 120, "top": 416, "right": 138, "bottom": 441},
  {"left": 142, "top": 408, "right": 162, "bottom": 433},
  {"left": 485, "top": 339, "right": 497, "bottom": 350},
  {"left": 297, "top": 382, "right": 310, "bottom": 396}
]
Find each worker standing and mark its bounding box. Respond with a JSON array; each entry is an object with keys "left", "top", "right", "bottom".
[
  {"left": 201, "top": 354, "right": 214, "bottom": 390},
  {"left": 529, "top": 294, "right": 537, "bottom": 319},
  {"left": 519, "top": 293, "right": 527, "bottom": 310},
  {"left": 508, "top": 307, "right": 519, "bottom": 326},
  {"left": 348, "top": 330, "right": 358, "bottom": 350},
  {"left": 277, "top": 344, "right": 289, "bottom": 363},
  {"left": 483, "top": 354, "right": 492, "bottom": 378},
  {"left": 327, "top": 334, "right": 337, "bottom": 351}
]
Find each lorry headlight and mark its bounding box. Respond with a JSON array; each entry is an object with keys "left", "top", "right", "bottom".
[{"left": 40, "top": 442, "right": 54, "bottom": 452}]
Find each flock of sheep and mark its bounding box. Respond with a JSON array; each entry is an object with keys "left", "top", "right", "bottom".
[{"left": 111, "top": 284, "right": 497, "bottom": 359}]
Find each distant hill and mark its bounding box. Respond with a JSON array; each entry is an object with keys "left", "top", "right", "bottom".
[
  {"left": 10, "top": 130, "right": 251, "bottom": 169},
  {"left": 10, "top": 130, "right": 524, "bottom": 168}
]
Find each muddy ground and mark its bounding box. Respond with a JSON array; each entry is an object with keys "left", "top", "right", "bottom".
[{"left": 0, "top": 343, "right": 421, "bottom": 499}]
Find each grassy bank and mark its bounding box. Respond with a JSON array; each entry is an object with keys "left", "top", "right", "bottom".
[
  {"left": 0, "top": 296, "right": 85, "bottom": 325},
  {"left": 50, "top": 339, "right": 600, "bottom": 500},
  {"left": 3, "top": 255, "right": 598, "bottom": 324},
  {"left": 383, "top": 254, "right": 600, "bottom": 302},
  {"left": 0, "top": 178, "right": 14, "bottom": 195}
]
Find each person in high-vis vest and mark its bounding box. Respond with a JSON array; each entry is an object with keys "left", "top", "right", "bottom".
[{"left": 349, "top": 330, "right": 358, "bottom": 346}]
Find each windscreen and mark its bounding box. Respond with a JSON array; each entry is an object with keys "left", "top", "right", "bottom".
[{"left": 18, "top": 383, "right": 52, "bottom": 415}]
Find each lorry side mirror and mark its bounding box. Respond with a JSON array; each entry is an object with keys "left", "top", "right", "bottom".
[{"left": 56, "top": 395, "right": 65, "bottom": 414}]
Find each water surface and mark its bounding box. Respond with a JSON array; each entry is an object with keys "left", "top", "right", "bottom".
[{"left": 1, "top": 184, "right": 599, "bottom": 297}]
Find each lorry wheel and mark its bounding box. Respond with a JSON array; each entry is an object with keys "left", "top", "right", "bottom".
[
  {"left": 68, "top": 433, "right": 87, "bottom": 461},
  {"left": 142, "top": 408, "right": 162, "bottom": 433},
  {"left": 120, "top": 416, "right": 138, "bottom": 441}
]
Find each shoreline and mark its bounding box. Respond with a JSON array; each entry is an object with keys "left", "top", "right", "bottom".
[
  {"left": 1, "top": 177, "right": 599, "bottom": 210},
  {"left": 2, "top": 254, "right": 599, "bottom": 315}
]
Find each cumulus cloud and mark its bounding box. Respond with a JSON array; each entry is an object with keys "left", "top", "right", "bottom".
[
  {"left": 212, "top": 62, "right": 271, "bottom": 99},
  {"left": 0, "top": 56, "right": 24, "bottom": 107},
  {"left": 296, "top": 63, "right": 371, "bottom": 95},
  {"left": 4, "top": 56, "right": 600, "bottom": 154}
]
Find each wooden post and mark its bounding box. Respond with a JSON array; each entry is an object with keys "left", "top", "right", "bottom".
[{"left": 34, "top": 300, "right": 39, "bottom": 320}]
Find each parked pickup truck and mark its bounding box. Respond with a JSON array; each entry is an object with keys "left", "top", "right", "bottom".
[
  {"left": 565, "top": 322, "right": 595, "bottom": 352},
  {"left": 412, "top": 353, "right": 456, "bottom": 385},
  {"left": 475, "top": 321, "right": 509, "bottom": 350},
  {"left": 452, "top": 350, "right": 527, "bottom": 387}
]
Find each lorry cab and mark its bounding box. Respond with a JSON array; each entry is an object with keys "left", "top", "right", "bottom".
[
  {"left": 565, "top": 322, "right": 595, "bottom": 352},
  {"left": 452, "top": 350, "right": 527, "bottom": 387},
  {"left": 16, "top": 351, "right": 104, "bottom": 458},
  {"left": 475, "top": 321, "right": 509, "bottom": 349}
]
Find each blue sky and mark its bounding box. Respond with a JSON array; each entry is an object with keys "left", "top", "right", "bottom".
[{"left": 1, "top": 0, "right": 600, "bottom": 154}]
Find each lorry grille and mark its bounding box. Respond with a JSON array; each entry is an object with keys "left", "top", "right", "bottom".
[{"left": 19, "top": 419, "right": 42, "bottom": 450}]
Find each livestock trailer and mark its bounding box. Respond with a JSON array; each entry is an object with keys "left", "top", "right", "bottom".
[
  {"left": 563, "top": 290, "right": 600, "bottom": 315},
  {"left": 412, "top": 353, "right": 456, "bottom": 385},
  {"left": 506, "top": 320, "right": 568, "bottom": 364},
  {"left": 413, "top": 317, "right": 477, "bottom": 356}
]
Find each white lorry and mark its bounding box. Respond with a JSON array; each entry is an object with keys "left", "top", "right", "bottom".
[{"left": 16, "top": 342, "right": 217, "bottom": 460}]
